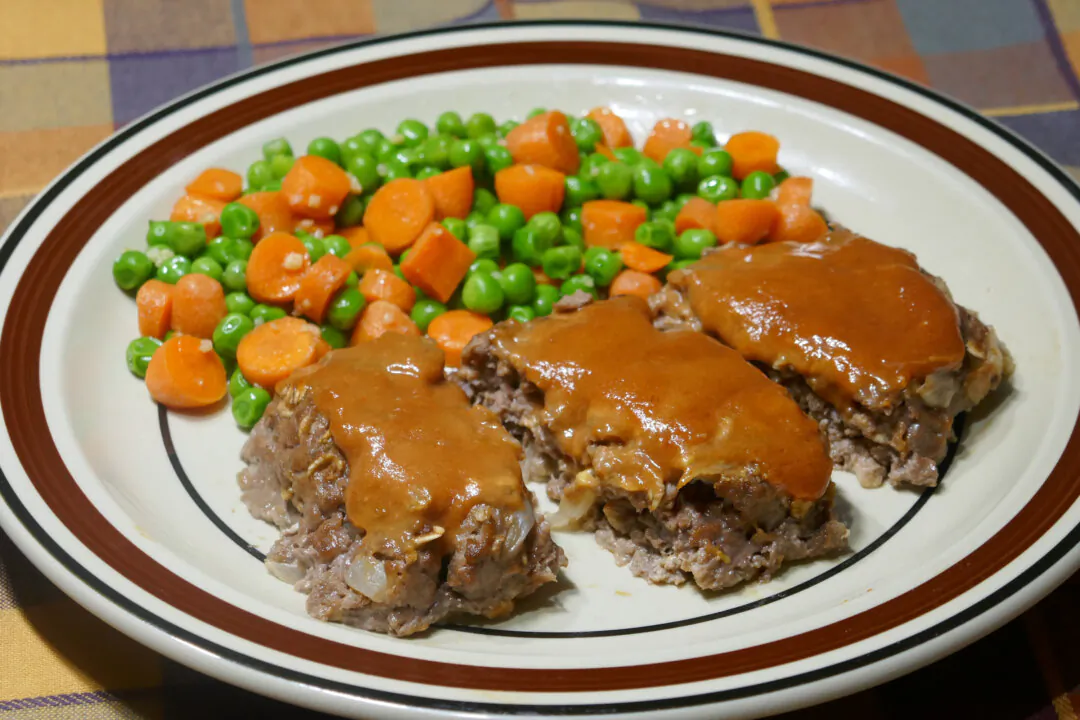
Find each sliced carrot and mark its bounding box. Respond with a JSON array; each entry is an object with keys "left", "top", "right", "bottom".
[
  {"left": 281, "top": 154, "right": 352, "bottom": 219},
  {"left": 714, "top": 199, "right": 781, "bottom": 246},
  {"left": 340, "top": 226, "right": 371, "bottom": 249},
  {"left": 643, "top": 118, "right": 700, "bottom": 164},
  {"left": 136, "top": 279, "right": 175, "bottom": 339},
  {"left": 774, "top": 176, "right": 813, "bottom": 207},
  {"left": 363, "top": 178, "right": 435, "bottom": 254},
  {"left": 587, "top": 107, "right": 633, "bottom": 148},
  {"left": 145, "top": 334, "right": 227, "bottom": 409},
  {"left": 344, "top": 242, "right": 394, "bottom": 275},
  {"left": 237, "top": 191, "right": 295, "bottom": 241},
  {"left": 427, "top": 310, "right": 494, "bottom": 367},
  {"left": 350, "top": 300, "right": 420, "bottom": 345},
  {"left": 237, "top": 316, "right": 330, "bottom": 390},
  {"left": 245, "top": 231, "right": 310, "bottom": 304},
  {"left": 770, "top": 203, "right": 829, "bottom": 244},
  {"left": 594, "top": 142, "right": 617, "bottom": 161},
  {"left": 494, "top": 164, "right": 566, "bottom": 220},
  {"left": 424, "top": 166, "right": 474, "bottom": 220},
  {"left": 185, "top": 168, "right": 243, "bottom": 202},
  {"left": 170, "top": 194, "right": 226, "bottom": 238},
  {"left": 581, "top": 200, "right": 648, "bottom": 249},
  {"left": 619, "top": 241, "right": 674, "bottom": 274},
  {"left": 399, "top": 223, "right": 475, "bottom": 303},
  {"left": 505, "top": 110, "right": 580, "bottom": 175},
  {"left": 532, "top": 267, "right": 556, "bottom": 286},
  {"left": 171, "top": 273, "right": 228, "bottom": 339},
  {"left": 358, "top": 268, "right": 416, "bottom": 312},
  {"left": 725, "top": 131, "right": 780, "bottom": 180},
  {"left": 674, "top": 196, "right": 716, "bottom": 235},
  {"left": 294, "top": 216, "right": 335, "bottom": 238},
  {"left": 294, "top": 254, "right": 353, "bottom": 323},
  {"left": 609, "top": 270, "right": 662, "bottom": 300}
]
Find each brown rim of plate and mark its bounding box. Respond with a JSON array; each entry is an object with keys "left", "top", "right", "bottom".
[{"left": 1, "top": 39, "right": 1079, "bottom": 694}]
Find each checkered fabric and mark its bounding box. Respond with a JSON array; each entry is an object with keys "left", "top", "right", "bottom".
[{"left": 1, "top": 1, "right": 1079, "bottom": 717}]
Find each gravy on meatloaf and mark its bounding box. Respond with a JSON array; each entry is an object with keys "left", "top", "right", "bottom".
[
  {"left": 279, "top": 334, "right": 526, "bottom": 556},
  {"left": 669, "top": 230, "right": 967, "bottom": 411},
  {"left": 483, "top": 296, "right": 832, "bottom": 507}
]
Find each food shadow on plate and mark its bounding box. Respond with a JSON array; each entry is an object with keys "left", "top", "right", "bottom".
[{"left": 438, "top": 573, "right": 579, "bottom": 630}]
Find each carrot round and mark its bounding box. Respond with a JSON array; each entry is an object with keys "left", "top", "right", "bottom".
[
  {"left": 363, "top": 178, "right": 435, "bottom": 254},
  {"left": 171, "top": 273, "right": 227, "bottom": 339},
  {"left": 424, "top": 166, "right": 474, "bottom": 220},
  {"left": 237, "top": 191, "right": 295, "bottom": 241},
  {"left": 246, "top": 231, "right": 310, "bottom": 304},
  {"left": 340, "top": 226, "right": 371, "bottom": 249},
  {"left": 170, "top": 194, "right": 226, "bottom": 238},
  {"left": 237, "top": 317, "right": 330, "bottom": 389},
  {"left": 344, "top": 242, "right": 394, "bottom": 275},
  {"left": 400, "top": 223, "right": 475, "bottom": 303},
  {"left": 643, "top": 118, "right": 699, "bottom": 164},
  {"left": 427, "top": 310, "right": 493, "bottom": 367},
  {"left": 350, "top": 300, "right": 420, "bottom": 345},
  {"left": 714, "top": 199, "right": 781, "bottom": 245},
  {"left": 494, "top": 165, "right": 566, "bottom": 220},
  {"left": 775, "top": 176, "right": 813, "bottom": 207},
  {"left": 581, "top": 200, "right": 648, "bottom": 249},
  {"left": 358, "top": 268, "right": 416, "bottom": 312},
  {"left": 674, "top": 196, "right": 716, "bottom": 235},
  {"left": 294, "top": 254, "right": 353, "bottom": 323},
  {"left": 281, "top": 155, "right": 352, "bottom": 219},
  {"left": 145, "top": 334, "right": 227, "bottom": 409},
  {"left": 587, "top": 107, "right": 633, "bottom": 148},
  {"left": 136, "top": 279, "right": 175, "bottom": 339},
  {"left": 609, "top": 270, "right": 662, "bottom": 300},
  {"left": 294, "top": 216, "right": 335, "bottom": 238},
  {"left": 186, "top": 168, "right": 243, "bottom": 202},
  {"left": 770, "top": 203, "right": 829, "bottom": 244},
  {"left": 726, "top": 131, "right": 780, "bottom": 180},
  {"left": 505, "top": 110, "right": 580, "bottom": 175},
  {"left": 620, "top": 241, "right": 674, "bottom": 274}
]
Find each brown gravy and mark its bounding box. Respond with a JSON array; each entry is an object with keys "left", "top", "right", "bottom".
[
  {"left": 487, "top": 297, "right": 832, "bottom": 503},
  {"left": 673, "top": 231, "right": 966, "bottom": 410},
  {"left": 282, "top": 334, "right": 525, "bottom": 554}
]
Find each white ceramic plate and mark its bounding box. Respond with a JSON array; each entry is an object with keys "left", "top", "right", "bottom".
[{"left": 1, "top": 21, "right": 1079, "bottom": 720}]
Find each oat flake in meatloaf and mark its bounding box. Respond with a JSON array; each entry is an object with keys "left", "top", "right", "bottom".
[
  {"left": 458, "top": 294, "right": 848, "bottom": 591},
  {"left": 238, "top": 333, "right": 564, "bottom": 637}
]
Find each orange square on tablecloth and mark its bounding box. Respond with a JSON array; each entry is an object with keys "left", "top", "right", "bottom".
[
  {"left": 244, "top": 0, "right": 375, "bottom": 44},
  {"left": 873, "top": 55, "right": 931, "bottom": 86},
  {"left": 0, "top": 125, "right": 112, "bottom": 198},
  {"left": 1047, "top": 0, "right": 1080, "bottom": 32},
  {"left": 1061, "top": 30, "right": 1080, "bottom": 77},
  {"left": 0, "top": 0, "right": 107, "bottom": 60}
]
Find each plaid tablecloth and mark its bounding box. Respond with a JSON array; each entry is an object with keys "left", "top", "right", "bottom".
[{"left": 2, "top": 1, "right": 1079, "bottom": 717}]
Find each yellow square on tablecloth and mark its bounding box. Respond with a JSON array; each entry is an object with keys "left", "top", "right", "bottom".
[{"left": 0, "top": 0, "right": 107, "bottom": 61}]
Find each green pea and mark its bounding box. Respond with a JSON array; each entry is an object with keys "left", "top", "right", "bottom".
[
  {"left": 217, "top": 204, "right": 258, "bottom": 241},
  {"left": 471, "top": 188, "right": 497, "bottom": 216},
  {"left": 675, "top": 193, "right": 696, "bottom": 208},
  {"left": 564, "top": 175, "right": 599, "bottom": 207},
  {"left": 483, "top": 145, "right": 514, "bottom": 174},
  {"left": 414, "top": 166, "right": 441, "bottom": 180},
  {"left": 357, "top": 128, "right": 385, "bottom": 153},
  {"left": 634, "top": 220, "right": 676, "bottom": 253},
  {"left": 532, "top": 284, "right": 561, "bottom": 317},
  {"left": 226, "top": 292, "right": 256, "bottom": 315},
  {"left": 561, "top": 206, "right": 583, "bottom": 232},
  {"left": 396, "top": 119, "right": 429, "bottom": 148},
  {"left": 664, "top": 259, "right": 698, "bottom": 275},
  {"left": 262, "top": 138, "right": 293, "bottom": 161},
  {"left": 449, "top": 139, "right": 483, "bottom": 172},
  {"left": 246, "top": 160, "right": 275, "bottom": 189},
  {"left": 653, "top": 199, "right": 680, "bottom": 223},
  {"left": 584, "top": 247, "right": 623, "bottom": 287},
  {"left": 468, "top": 224, "right": 501, "bottom": 259},
  {"left": 390, "top": 147, "right": 419, "bottom": 169},
  {"left": 320, "top": 324, "right": 349, "bottom": 349},
  {"left": 511, "top": 226, "right": 550, "bottom": 266},
  {"left": 233, "top": 386, "right": 272, "bottom": 430},
  {"left": 345, "top": 271, "right": 359, "bottom": 288},
  {"left": 774, "top": 167, "right": 791, "bottom": 184},
  {"left": 580, "top": 152, "right": 610, "bottom": 180},
  {"left": 327, "top": 288, "right": 366, "bottom": 331},
  {"left": 633, "top": 164, "right": 673, "bottom": 205},
  {"left": 410, "top": 299, "right": 447, "bottom": 333},
  {"left": 560, "top": 274, "right": 598, "bottom": 299},
  {"left": 190, "top": 256, "right": 224, "bottom": 281},
  {"left": 561, "top": 225, "right": 583, "bottom": 248},
  {"left": 495, "top": 262, "right": 536, "bottom": 305},
  {"left": 462, "top": 272, "right": 504, "bottom": 314},
  {"left": 212, "top": 313, "right": 255, "bottom": 359},
  {"left": 571, "top": 117, "right": 604, "bottom": 152},
  {"left": 464, "top": 211, "right": 486, "bottom": 235},
  {"left": 335, "top": 195, "right": 367, "bottom": 228},
  {"left": 663, "top": 148, "right": 700, "bottom": 190},
  {"left": 418, "top": 135, "right": 452, "bottom": 169},
  {"left": 344, "top": 152, "right": 380, "bottom": 194},
  {"left": 698, "top": 149, "right": 733, "bottom": 178},
  {"left": 262, "top": 180, "right": 283, "bottom": 192},
  {"left": 380, "top": 161, "right": 412, "bottom": 181},
  {"left": 741, "top": 170, "right": 776, "bottom": 200},
  {"left": 443, "top": 217, "right": 467, "bottom": 239},
  {"left": 637, "top": 156, "right": 661, "bottom": 170},
  {"left": 527, "top": 211, "right": 562, "bottom": 245},
  {"left": 507, "top": 305, "right": 535, "bottom": 323},
  {"left": 690, "top": 121, "right": 716, "bottom": 145},
  {"left": 596, "top": 162, "right": 633, "bottom": 200},
  {"left": 340, "top": 135, "right": 365, "bottom": 159},
  {"left": 466, "top": 113, "right": 497, "bottom": 139},
  {"left": 497, "top": 119, "right": 520, "bottom": 138},
  {"left": 228, "top": 367, "right": 252, "bottom": 397},
  {"left": 674, "top": 228, "right": 718, "bottom": 260},
  {"left": 323, "top": 235, "right": 352, "bottom": 258},
  {"left": 307, "top": 137, "right": 342, "bottom": 165},
  {"left": 156, "top": 255, "right": 190, "bottom": 284},
  {"left": 469, "top": 258, "right": 500, "bottom": 276},
  {"left": 270, "top": 153, "right": 295, "bottom": 179},
  {"left": 436, "top": 111, "right": 467, "bottom": 138},
  {"left": 631, "top": 199, "right": 652, "bottom": 220},
  {"left": 113, "top": 250, "right": 154, "bottom": 291},
  {"left": 166, "top": 222, "right": 207, "bottom": 257},
  {"left": 374, "top": 138, "right": 398, "bottom": 162},
  {"left": 302, "top": 235, "right": 326, "bottom": 262},
  {"left": 541, "top": 245, "right": 582, "bottom": 280},
  {"left": 125, "top": 337, "right": 162, "bottom": 378},
  {"left": 475, "top": 133, "right": 500, "bottom": 150},
  {"left": 146, "top": 220, "right": 172, "bottom": 246},
  {"left": 698, "top": 175, "right": 739, "bottom": 203},
  {"left": 487, "top": 203, "right": 526, "bottom": 241},
  {"left": 250, "top": 304, "right": 287, "bottom": 323},
  {"left": 222, "top": 259, "right": 248, "bottom": 292},
  {"left": 613, "top": 147, "right": 643, "bottom": 165},
  {"left": 205, "top": 236, "right": 234, "bottom": 266}
]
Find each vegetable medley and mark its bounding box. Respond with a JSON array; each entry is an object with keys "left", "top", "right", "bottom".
[{"left": 113, "top": 106, "right": 826, "bottom": 429}]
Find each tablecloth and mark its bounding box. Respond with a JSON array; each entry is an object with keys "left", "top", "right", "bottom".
[{"left": 1, "top": 1, "right": 1079, "bottom": 717}]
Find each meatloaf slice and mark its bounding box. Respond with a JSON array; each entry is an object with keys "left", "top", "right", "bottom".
[
  {"left": 239, "top": 334, "right": 564, "bottom": 636},
  {"left": 458, "top": 295, "right": 848, "bottom": 591},
  {"left": 652, "top": 228, "right": 1012, "bottom": 488}
]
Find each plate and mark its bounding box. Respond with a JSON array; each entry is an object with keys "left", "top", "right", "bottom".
[{"left": 2, "top": 21, "right": 1079, "bottom": 720}]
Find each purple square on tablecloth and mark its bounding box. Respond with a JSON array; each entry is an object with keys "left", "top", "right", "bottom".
[
  {"left": 922, "top": 41, "right": 1075, "bottom": 109},
  {"left": 636, "top": 3, "right": 761, "bottom": 35},
  {"left": 108, "top": 48, "right": 243, "bottom": 127},
  {"left": 996, "top": 109, "right": 1080, "bottom": 167}
]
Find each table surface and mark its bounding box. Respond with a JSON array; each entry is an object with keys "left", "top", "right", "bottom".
[{"left": 2, "top": 1, "right": 1080, "bottom": 718}]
